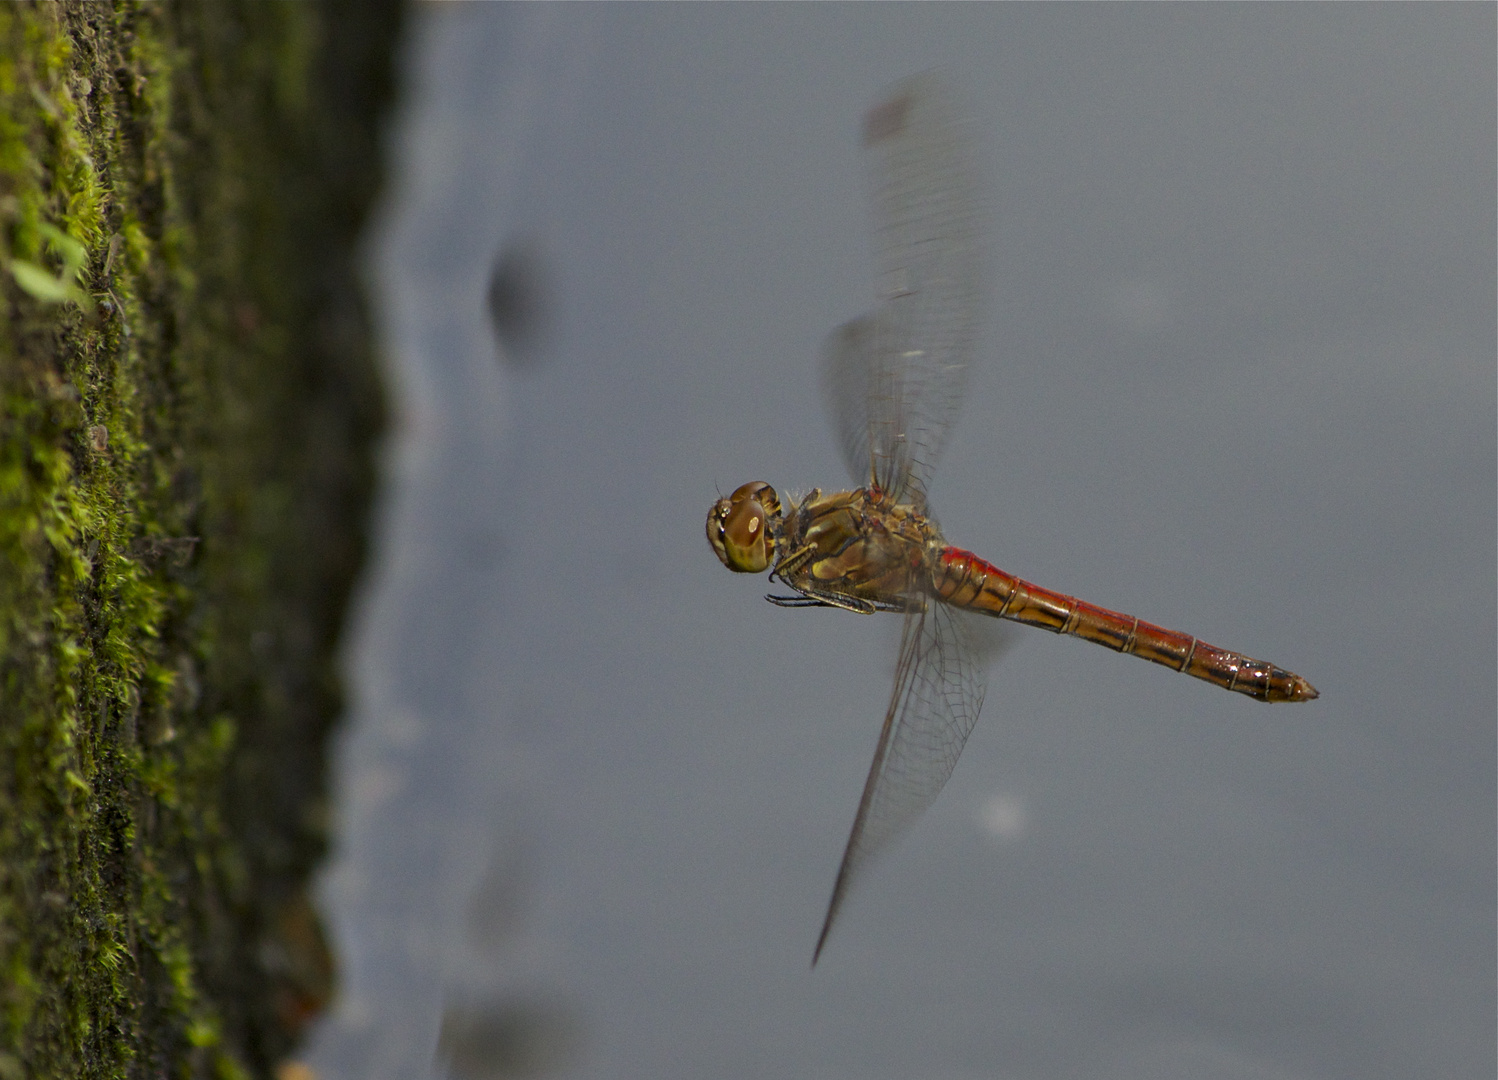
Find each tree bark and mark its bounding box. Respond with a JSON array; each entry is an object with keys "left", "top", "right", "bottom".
[{"left": 0, "top": 2, "right": 401, "bottom": 1075}]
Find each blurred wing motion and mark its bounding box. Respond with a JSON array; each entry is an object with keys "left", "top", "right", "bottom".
[
  {"left": 815, "top": 75, "right": 989, "bottom": 960},
  {"left": 822, "top": 72, "right": 985, "bottom": 507},
  {"left": 814, "top": 601, "right": 988, "bottom": 963}
]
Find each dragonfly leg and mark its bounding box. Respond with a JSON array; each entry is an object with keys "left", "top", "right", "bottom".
[
  {"left": 773, "top": 543, "right": 819, "bottom": 578},
  {"left": 766, "top": 594, "right": 833, "bottom": 608},
  {"left": 766, "top": 586, "right": 878, "bottom": 614}
]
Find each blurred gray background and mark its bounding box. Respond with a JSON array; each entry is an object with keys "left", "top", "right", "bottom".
[{"left": 303, "top": 6, "right": 1496, "bottom": 1080}]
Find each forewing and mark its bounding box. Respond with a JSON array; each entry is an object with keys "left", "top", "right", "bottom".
[
  {"left": 820, "top": 314, "right": 881, "bottom": 488},
  {"left": 822, "top": 73, "right": 985, "bottom": 506},
  {"left": 812, "top": 600, "right": 989, "bottom": 963}
]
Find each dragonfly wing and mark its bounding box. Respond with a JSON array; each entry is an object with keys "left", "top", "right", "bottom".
[
  {"left": 813, "top": 599, "right": 989, "bottom": 963},
  {"left": 821, "top": 73, "right": 985, "bottom": 507},
  {"left": 821, "top": 313, "right": 883, "bottom": 488}
]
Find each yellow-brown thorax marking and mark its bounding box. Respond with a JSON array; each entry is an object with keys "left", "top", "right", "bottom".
[{"left": 774, "top": 488, "right": 940, "bottom": 608}]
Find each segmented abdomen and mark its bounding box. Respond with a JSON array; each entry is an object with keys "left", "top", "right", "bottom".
[{"left": 930, "top": 547, "right": 1317, "bottom": 703}]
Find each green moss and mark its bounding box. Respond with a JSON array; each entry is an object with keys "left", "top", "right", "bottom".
[{"left": 0, "top": 2, "right": 399, "bottom": 1076}]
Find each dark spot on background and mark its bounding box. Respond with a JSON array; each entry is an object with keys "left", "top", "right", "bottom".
[
  {"left": 438, "top": 997, "right": 580, "bottom": 1079},
  {"left": 487, "top": 237, "right": 551, "bottom": 367}
]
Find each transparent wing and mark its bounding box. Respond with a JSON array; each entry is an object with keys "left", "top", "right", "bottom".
[
  {"left": 821, "top": 72, "right": 985, "bottom": 507},
  {"left": 812, "top": 599, "right": 989, "bottom": 964},
  {"left": 821, "top": 313, "right": 880, "bottom": 490}
]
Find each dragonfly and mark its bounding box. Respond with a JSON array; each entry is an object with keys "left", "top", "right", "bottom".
[{"left": 706, "top": 74, "right": 1318, "bottom": 966}]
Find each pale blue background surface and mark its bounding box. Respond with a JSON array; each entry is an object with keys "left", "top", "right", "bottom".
[{"left": 305, "top": 7, "right": 1495, "bottom": 1079}]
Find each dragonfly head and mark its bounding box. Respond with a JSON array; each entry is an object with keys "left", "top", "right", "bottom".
[{"left": 707, "top": 482, "right": 782, "bottom": 573}]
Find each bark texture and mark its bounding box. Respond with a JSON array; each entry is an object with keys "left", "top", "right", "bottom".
[{"left": 0, "top": 3, "right": 400, "bottom": 1075}]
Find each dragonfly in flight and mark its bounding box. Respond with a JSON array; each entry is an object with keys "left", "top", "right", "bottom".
[{"left": 706, "top": 74, "right": 1318, "bottom": 965}]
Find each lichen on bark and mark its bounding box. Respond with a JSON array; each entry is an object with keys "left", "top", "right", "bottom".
[{"left": 0, "top": 3, "right": 399, "bottom": 1076}]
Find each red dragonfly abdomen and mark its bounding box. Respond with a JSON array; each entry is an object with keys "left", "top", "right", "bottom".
[{"left": 931, "top": 547, "right": 1318, "bottom": 703}]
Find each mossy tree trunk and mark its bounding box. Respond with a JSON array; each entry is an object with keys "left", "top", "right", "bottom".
[{"left": 0, "top": 3, "right": 400, "bottom": 1076}]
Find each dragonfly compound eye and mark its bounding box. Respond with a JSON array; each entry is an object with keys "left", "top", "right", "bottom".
[{"left": 706, "top": 482, "right": 778, "bottom": 573}]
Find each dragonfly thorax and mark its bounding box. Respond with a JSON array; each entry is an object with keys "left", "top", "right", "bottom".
[
  {"left": 707, "top": 482, "right": 784, "bottom": 574},
  {"left": 760, "top": 487, "right": 942, "bottom": 615}
]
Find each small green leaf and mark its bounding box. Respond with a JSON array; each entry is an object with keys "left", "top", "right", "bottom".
[
  {"left": 10, "top": 259, "right": 75, "bottom": 302},
  {"left": 37, "top": 222, "right": 87, "bottom": 278},
  {"left": 9, "top": 258, "right": 95, "bottom": 312}
]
